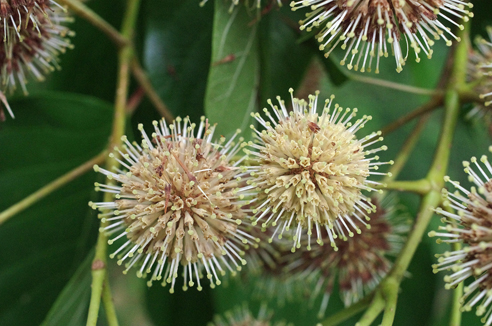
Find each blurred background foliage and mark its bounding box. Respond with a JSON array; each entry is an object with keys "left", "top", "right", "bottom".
[{"left": 1, "top": 0, "right": 492, "bottom": 325}]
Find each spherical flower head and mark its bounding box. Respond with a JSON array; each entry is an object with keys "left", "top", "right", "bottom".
[
  {"left": 90, "top": 117, "right": 257, "bottom": 293},
  {"left": 290, "top": 0, "right": 473, "bottom": 73},
  {"left": 285, "top": 195, "right": 408, "bottom": 318},
  {"left": 242, "top": 89, "right": 392, "bottom": 252},
  {"left": 0, "top": 2, "right": 73, "bottom": 120},
  {"left": 467, "top": 27, "right": 492, "bottom": 120},
  {"left": 430, "top": 149, "right": 492, "bottom": 324},
  {"left": 209, "top": 305, "right": 290, "bottom": 326}
]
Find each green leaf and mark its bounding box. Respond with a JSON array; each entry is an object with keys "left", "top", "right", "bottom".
[
  {"left": 0, "top": 92, "right": 113, "bottom": 326},
  {"left": 204, "top": 0, "right": 259, "bottom": 139},
  {"left": 38, "top": 1, "right": 124, "bottom": 102},
  {"left": 40, "top": 251, "right": 93, "bottom": 326},
  {"left": 141, "top": 0, "right": 213, "bottom": 123},
  {"left": 258, "top": 8, "right": 316, "bottom": 104}
]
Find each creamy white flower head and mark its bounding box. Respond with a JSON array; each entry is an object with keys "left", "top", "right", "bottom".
[
  {"left": 90, "top": 117, "right": 257, "bottom": 293},
  {"left": 290, "top": 0, "right": 473, "bottom": 73},
  {"left": 241, "top": 89, "right": 393, "bottom": 252},
  {"left": 467, "top": 27, "right": 492, "bottom": 119},
  {"left": 0, "top": 2, "right": 73, "bottom": 119},
  {"left": 430, "top": 148, "right": 492, "bottom": 325}
]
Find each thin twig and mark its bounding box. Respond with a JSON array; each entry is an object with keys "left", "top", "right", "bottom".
[
  {"left": 0, "top": 151, "right": 106, "bottom": 225},
  {"left": 320, "top": 294, "right": 373, "bottom": 326},
  {"left": 131, "top": 58, "right": 174, "bottom": 121},
  {"left": 59, "top": 0, "right": 128, "bottom": 48},
  {"left": 355, "top": 21, "right": 470, "bottom": 326},
  {"left": 383, "top": 114, "right": 431, "bottom": 183},
  {"left": 86, "top": 0, "right": 141, "bottom": 325},
  {"left": 382, "top": 179, "right": 432, "bottom": 195},
  {"left": 355, "top": 291, "right": 385, "bottom": 326},
  {"left": 346, "top": 72, "right": 443, "bottom": 96},
  {"left": 102, "top": 275, "right": 120, "bottom": 326},
  {"left": 381, "top": 96, "right": 443, "bottom": 135},
  {"left": 380, "top": 279, "right": 399, "bottom": 326}
]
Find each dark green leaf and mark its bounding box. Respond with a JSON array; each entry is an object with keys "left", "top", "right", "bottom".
[
  {"left": 141, "top": 0, "right": 213, "bottom": 123},
  {"left": 258, "top": 8, "right": 316, "bottom": 103},
  {"left": 37, "top": 1, "right": 124, "bottom": 102},
  {"left": 204, "top": 0, "right": 259, "bottom": 139},
  {"left": 145, "top": 281, "right": 215, "bottom": 326},
  {"left": 0, "top": 92, "right": 113, "bottom": 326},
  {"left": 40, "top": 250, "right": 93, "bottom": 326}
]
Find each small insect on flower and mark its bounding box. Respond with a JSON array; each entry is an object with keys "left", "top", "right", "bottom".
[
  {"left": 208, "top": 304, "right": 291, "bottom": 326},
  {"left": 290, "top": 0, "right": 473, "bottom": 73},
  {"left": 284, "top": 195, "right": 408, "bottom": 318},
  {"left": 430, "top": 148, "right": 492, "bottom": 325},
  {"left": 241, "top": 89, "right": 393, "bottom": 252},
  {"left": 467, "top": 26, "right": 492, "bottom": 120},
  {"left": 0, "top": 1, "right": 73, "bottom": 120},
  {"left": 90, "top": 117, "right": 257, "bottom": 293}
]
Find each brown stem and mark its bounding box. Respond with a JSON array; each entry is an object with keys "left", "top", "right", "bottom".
[{"left": 131, "top": 58, "right": 174, "bottom": 122}]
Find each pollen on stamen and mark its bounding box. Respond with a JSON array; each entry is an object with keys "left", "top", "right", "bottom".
[
  {"left": 431, "top": 149, "right": 492, "bottom": 324},
  {"left": 0, "top": 1, "right": 73, "bottom": 120},
  {"left": 466, "top": 26, "right": 492, "bottom": 122},
  {"left": 91, "top": 117, "right": 257, "bottom": 293},
  {"left": 290, "top": 0, "right": 472, "bottom": 73},
  {"left": 241, "top": 89, "right": 392, "bottom": 252}
]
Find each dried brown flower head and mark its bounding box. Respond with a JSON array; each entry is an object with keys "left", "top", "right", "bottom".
[{"left": 285, "top": 196, "right": 407, "bottom": 318}]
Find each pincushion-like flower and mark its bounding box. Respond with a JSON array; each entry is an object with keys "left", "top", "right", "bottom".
[
  {"left": 242, "top": 89, "right": 392, "bottom": 252},
  {"left": 286, "top": 196, "right": 407, "bottom": 318},
  {"left": 467, "top": 27, "right": 492, "bottom": 120},
  {"left": 430, "top": 149, "right": 492, "bottom": 324},
  {"left": 0, "top": 0, "right": 59, "bottom": 34},
  {"left": 0, "top": 2, "right": 73, "bottom": 119},
  {"left": 290, "top": 0, "right": 473, "bottom": 73},
  {"left": 90, "top": 117, "right": 256, "bottom": 293}
]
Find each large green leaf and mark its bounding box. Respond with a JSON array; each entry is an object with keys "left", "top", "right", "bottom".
[
  {"left": 204, "top": 0, "right": 259, "bottom": 139},
  {"left": 257, "top": 8, "right": 315, "bottom": 105},
  {"left": 0, "top": 92, "right": 113, "bottom": 326},
  {"left": 40, "top": 251, "right": 93, "bottom": 326},
  {"left": 141, "top": 0, "right": 213, "bottom": 123}
]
